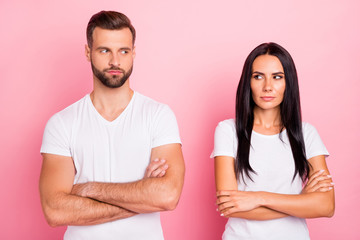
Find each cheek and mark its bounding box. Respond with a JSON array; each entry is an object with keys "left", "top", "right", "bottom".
[
  {"left": 275, "top": 81, "right": 286, "bottom": 97},
  {"left": 250, "top": 83, "right": 260, "bottom": 98}
]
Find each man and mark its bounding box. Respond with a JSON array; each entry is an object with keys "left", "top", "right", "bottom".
[{"left": 39, "top": 11, "right": 185, "bottom": 240}]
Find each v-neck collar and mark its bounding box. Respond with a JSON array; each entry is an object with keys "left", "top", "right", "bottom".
[{"left": 87, "top": 91, "right": 136, "bottom": 125}]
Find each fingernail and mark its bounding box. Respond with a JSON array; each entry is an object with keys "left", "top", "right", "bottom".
[
  {"left": 319, "top": 170, "right": 325, "bottom": 173},
  {"left": 330, "top": 182, "right": 335, "bottom": 185},
  {"left": 154, "top": 159, "right": 159, "bottom": 162},
  {"left": 160, "top": 159, "right": 165, "bottom": 163},
  {"left": 329, "top": 187, "right": 333, "bottom": 190},
  {"left": 164, "top": 164, "right": 168, "bottom": 169},
  {"left": 220, "top": 213, "right": 224, "bottom": 216},
  {"left": 161, "top": 170, "right": 165, "bottom": 175}
]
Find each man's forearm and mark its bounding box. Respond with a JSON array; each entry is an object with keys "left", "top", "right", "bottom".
[
  {"left": 74, "top": 178, "right": 181, "bottom": 213},
  {"left": 71, "top": 144, "right": 185, "bottom": 214},
  {"left": 43, "top": 192, "right": 137, "bottom": 227}
]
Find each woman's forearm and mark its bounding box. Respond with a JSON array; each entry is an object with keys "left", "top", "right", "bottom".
[
  {"left": 258, "top": 190, "right": 335, "bottom": 218},
  {"left": 227, "top": 206, "right": 288, "bottom": 220}
]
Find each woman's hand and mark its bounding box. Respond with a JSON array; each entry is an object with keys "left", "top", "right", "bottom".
[
  {"left": 216, "top": 190, "right": 262, "bottom": 217},
  {"left": 302, "top": 169, "right": 334, "bottom": 194}
]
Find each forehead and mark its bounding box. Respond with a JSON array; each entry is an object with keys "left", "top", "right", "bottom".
[
  {"left": 252, "top": 55, "right": 283, "bottom": 72},
  {"left": 92, "top": 27, "right": 133, "bottom": 48}
]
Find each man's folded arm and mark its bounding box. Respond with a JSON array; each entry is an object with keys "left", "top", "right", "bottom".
[
  {"left": 72, "top": 143, "right": 185, "bottom": 213},
  {"left": 39, "top": 153, "right": 136, "bottom": 227}
]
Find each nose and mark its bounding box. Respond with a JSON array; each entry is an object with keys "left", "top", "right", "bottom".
[
  {"left": 109, "top": 53, "right": 120, "bottom": 67},
  {"left": 263, "top": 78, "right": 273, "bottom": 92}
]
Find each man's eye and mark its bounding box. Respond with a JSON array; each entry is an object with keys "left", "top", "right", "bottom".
[
  {"left": 121, "top": 50, "right": 128, "bottom": 54},
  {"left": 100, "top": 49, "right": 108, "bottom": 53}
]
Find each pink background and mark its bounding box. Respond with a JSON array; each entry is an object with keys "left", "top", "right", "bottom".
[{"left": 1, "top": 0, "right": 359, "bottom": 239}]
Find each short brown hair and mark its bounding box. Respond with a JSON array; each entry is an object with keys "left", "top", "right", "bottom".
[{"left": 86, "top": 11, "right": 136, "bottom": 48}]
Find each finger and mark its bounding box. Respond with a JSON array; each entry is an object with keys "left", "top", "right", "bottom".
[
  {"left": 220, "top": 207, "right": 238, "bottom": 217},
  {"left": 307, "top": 180, "right": 334, "bottom": 193},
  {"left": 157, "top": 170, "right": 166, "bottom": 177},
  {"left": 312, "top": 182, "right": 334, "bottom": 192},
  {"left": 318, "top": 186, "right": 334, "bottom": 192},
  {"left": 145, "top": 159, "right": 166, "bottom": 177},
  {"left": 216, "top": 196, "right": 231, "bottom": 205},
  {"left": 216, "top": 190, "right": 234, "bottom": 197},
  {"left": 307, "top": 170, "right": 326, "bottom": 186},
  {"left": 309, "top": 175, "right": 332, "bottom": 189},
  {"left": 217, "top": 201, "right": 235, "bottom": 211},
  {"left": 307, "top": 176, "right": 328, "bottom": 189},
  {"left": 150, "top": 164, "right": 168, "bottom": 177},
  {"left": 145, "top": 158, "right": 159, "bottom": 177},
  {"left": 307, "top": 174, "right": 331, "bottom": 189}
]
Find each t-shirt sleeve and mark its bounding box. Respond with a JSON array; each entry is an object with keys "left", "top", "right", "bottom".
[
  {"left": 303, "top": 122, "right": 329, "bottom": 160},
  {"left": 151, "top": 105, "right": 181, "bottom": 148},
  {"left": 211, "top": 120, "right": 236, "bottom": 158},
  {"left": 40, "top": 114, "right": 71, "bottom": 157}
]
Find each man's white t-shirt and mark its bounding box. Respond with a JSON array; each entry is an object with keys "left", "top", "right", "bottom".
[
  {"left": 212, "top": 119, "right": 329, "bottom": 240},
  {"left": 41, "top": 92, "right": 181, "bottom": 240}
]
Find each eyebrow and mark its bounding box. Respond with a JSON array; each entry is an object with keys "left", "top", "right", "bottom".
[
  {"left": 95, "top": 46, "right": 132, "bottom": 51},
  {"left": 252, "top": 71, "right": 284, "bottom": 75}
]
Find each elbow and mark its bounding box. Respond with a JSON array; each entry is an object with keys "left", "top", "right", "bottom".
[
  {"left": 47, "top": 218, "right": 62, "bottom": 228},
  {"left": 158, "top": 189, "right": 181, "bottom": 211},
  {"left": 324, "top": 204, "right": 335, "bottom": 218},
  {"left": 41, "top": 202, "right": 67, "bottom": 227},
  {"left": 43, "top": 208, "right": 64, "bottom": 227},
  {"left": 317, "top": 200, "right": 335, "bottom": 218}
]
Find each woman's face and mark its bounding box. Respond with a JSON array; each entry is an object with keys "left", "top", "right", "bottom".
[{"left": 250, "top": 54, "right": 286, "bottom": 111}]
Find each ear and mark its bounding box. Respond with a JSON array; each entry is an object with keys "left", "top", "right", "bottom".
[
  {"left": 132, "top": 46, "right": 136, "bottom": 60},
  {"left": 85, "top": 44, "right": 91, "bottom": 62}
]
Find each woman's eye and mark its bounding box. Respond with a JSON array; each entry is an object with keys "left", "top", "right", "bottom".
[
  {"left": 253, "top": 75, "right": 263, "bottom": 80},
  {"left": 274, "top": 75, "right": 283, "bottom": 80}
]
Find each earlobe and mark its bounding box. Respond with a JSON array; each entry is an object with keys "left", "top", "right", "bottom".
[{"left": 85, "top": 44, "right": 91, "bottom": 62}]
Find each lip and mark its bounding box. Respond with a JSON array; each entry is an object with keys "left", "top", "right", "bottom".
[
  {"left": 260, "top": 96, "right": 275, "bottom": 101},
  {"left": 107, "top": 70, "right": 123, "bottom": 75}
]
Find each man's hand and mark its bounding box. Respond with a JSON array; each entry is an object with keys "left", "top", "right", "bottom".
[
  {"left": 144, "top": 158, "right": 168, "bottom": 178},
  {"left": 71, "top": 183, "right": 92, "bottom": 198},
  {"left": 302, "top": 169, "right": 334, "bottom": 194}
]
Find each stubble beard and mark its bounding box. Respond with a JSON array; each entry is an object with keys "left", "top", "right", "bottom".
[{"left": 91, "top": 61, "right": 133, "bottom": 89}]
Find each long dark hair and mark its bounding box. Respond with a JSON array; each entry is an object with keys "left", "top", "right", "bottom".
[{"left": 235, "top": 42, "right": 309, "bottom": 183}]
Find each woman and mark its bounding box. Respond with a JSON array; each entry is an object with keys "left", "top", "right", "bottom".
[{"left": 213, "top": 42, "right": 334, "bottom": 240}]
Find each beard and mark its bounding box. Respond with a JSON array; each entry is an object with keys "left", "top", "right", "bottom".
[{"left": 91, "top": 61, "right": 133, "bottom": 88}]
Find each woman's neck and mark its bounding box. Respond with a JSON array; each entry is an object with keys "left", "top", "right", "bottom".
[{"left": 252, "top": 106, "right": 282, "bottom": 135}]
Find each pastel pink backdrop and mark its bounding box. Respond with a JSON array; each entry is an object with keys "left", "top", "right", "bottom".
[{"left": 1, "top": 0, "right": 359, "bottom": 239}]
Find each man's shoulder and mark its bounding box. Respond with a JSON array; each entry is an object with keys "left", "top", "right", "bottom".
[
  {"left": 49, "top": 95, "right": 89, "bottom": 123},
  {"left": 134, "top": 92, "right": 171, "bottom": 112}
]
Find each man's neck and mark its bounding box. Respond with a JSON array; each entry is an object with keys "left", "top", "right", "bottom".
[{"left": 90, "top": 81, "right": 134, "bottom": 122}]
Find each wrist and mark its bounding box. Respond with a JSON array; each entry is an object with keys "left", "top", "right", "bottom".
[{"left": 256, "top": 191, "right": 267, "bottom": 207}]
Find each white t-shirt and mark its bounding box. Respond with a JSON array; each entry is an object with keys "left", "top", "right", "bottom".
[
  {"left": 212, "top": 119, "right": 329, "bottom": 240},
  {"left": 41, "top": 92, "right": 181, "bottom": 240}
]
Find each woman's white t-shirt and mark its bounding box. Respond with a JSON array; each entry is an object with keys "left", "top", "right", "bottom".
[{"left": 212, "top": 119, "right": 329, "bottom": 240}]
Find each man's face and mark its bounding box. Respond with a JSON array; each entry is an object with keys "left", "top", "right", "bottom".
[{"left": 86, "top": 27, "right": 135, "bottom": 88}]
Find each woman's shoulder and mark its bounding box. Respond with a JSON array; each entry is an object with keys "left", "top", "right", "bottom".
[
  {"left": 217, "top": 119, "right": 236, "bottom": 130},
  {"left": 302, "top": 122, "right": 318, "bottom": 134},
  {"left": 218, "top": 118, "right": 235, "bottom": 126}
]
